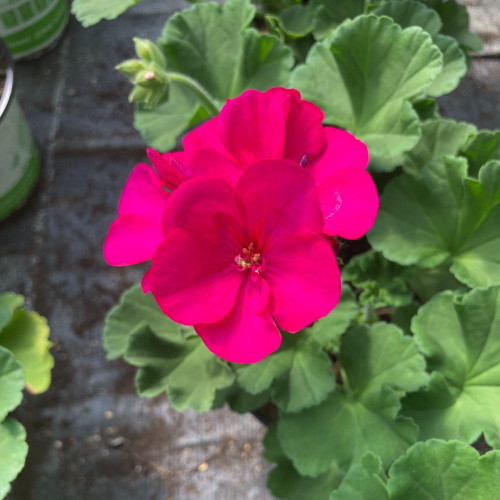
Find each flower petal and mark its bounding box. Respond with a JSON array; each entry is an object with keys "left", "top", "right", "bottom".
[
  {"left": 236, "top": 160, "right": 324, "bottom": 249},
  {"left": 187, "top": 148, "right": 243, "bottom": 186},
  {"left": 218, "top": 89, "right": 288, "bottom": 165},
  {"left": 310, "top": 127, "right": 369, "bottom": 184},
  {"left": 118, "top": 163, "right": 168, "bottom": 216},
  {"left": 182, "top": 116, "right": 226, "bottom": 154},
  {"left": 280, "top": 89, "right": 325, "bottom": 164},
  {"left": 264, "top": 235, "right": 341, "bottom": 332},
  {"left": 161, "top": 177, "right": 245, "bottom": 243},
  {"left": 147, "top": 148, "right": 190, "bottom": 190},
  {"left": 149, "top": 228, "right": 243, "bottom": 325},
  {"left": 196, "top": 275, "right": 281, "bottom": 363},
  {"left": 103, "top": 214, "right": 164, "bottom": 266},
  {"left": 316, "top": 166, "right": 379, "bottom": 239}
]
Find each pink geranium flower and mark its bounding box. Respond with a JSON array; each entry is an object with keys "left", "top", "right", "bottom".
[
  {"left": 103, "top": 148, "right": 188, "bottom": 267},
  {"left": 183, "top": 87, "right": 378, "bottom": 239},
  {"left": 147, "top": 160, "right": 341, "bottom": 363}
]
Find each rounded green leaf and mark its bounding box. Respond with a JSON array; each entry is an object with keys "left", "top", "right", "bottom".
[
  {"left": 0, "top": 347, "right": 24, "bottom": 422},
  {"left": 373, "top": 0, "right": 443, "bottom": 38},
  {"left": 461, "top": 130, "right": 500, "bottom": 178},
  {"left": 277, "top": 323, "right": 426, "bottom": 475},
  {"left": 369, "top": 159, "right": 500, "bottom": 288},
  {"left": 264, "top": 424, "right": 344, "bottom": 500},
  {"left": 279, "top": 4, "right": 314, "bottom": 38},
  {"left": 124, "top": 326, "right": 234, "bottom": 413},
  {"left": 306, "top": 285, "right": 359, "bottom": 350},
  {"left": 235, "top": 334, "right": 335, "bottom": 413},
  {"left": 403, "top": 287, "right": 500, "bottom": 448},
  {"left": 291, "top": 15, "right": 443, "bottom": 160},
  {"left": 388, "top": 440, "right": 500, "bottom": 499},
  {"left": 0, "top": 310, "right": 53, "bottom": 394},
  {"left": 426, "top": 34, "right": 467, "bottom": 97},
  {"left": 329, "top": 453, "right": 389, "bottom": 500},
  {"left": 402, "top": 118, "right": 476, "bottom": 176},
  {"left": 103, "top": 284, "right": 186, "bottom": 360},
  {"left": 71, "top": 0, "right": 142, "bottom": 27},
  {"left": 0, "top": 293, "right": 24, "bottom": 332},
  {"left": 343, "top": 251, "right": 413, "bottom": 308},
  {"left": 310, "top": 0, "right": 365, "bottom": 41},
  {"left": 0, "top": 418, "right": 28, "bottom": 500}
]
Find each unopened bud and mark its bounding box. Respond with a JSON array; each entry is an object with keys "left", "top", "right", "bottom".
[
  {"left": 133, "top": 37, "right": 166, "bottom": 68},
  {"left": 116, "top": 59, "right": 144, "bottom": 78}
]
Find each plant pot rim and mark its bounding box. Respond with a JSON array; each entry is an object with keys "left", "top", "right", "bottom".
[{"left": 0, "top": 38, "right": 14, "bottom": 122}]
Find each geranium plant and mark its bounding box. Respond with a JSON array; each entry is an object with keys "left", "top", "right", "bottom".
[
  {"left": 79, "top": 0, "right": 500, "bottom": 497},
  {"left": 0, "top": 292, "right": 53, "bottom": 499}
]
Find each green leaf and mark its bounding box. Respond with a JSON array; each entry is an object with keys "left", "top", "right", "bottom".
[
  {"left": 402, "top": 118, "right": 476, "bottom": 176},
  {"left": 461, "top": 130, "right": 500, "bottom": 178},
  {"left": 329, "top": 441, "right": 500, "bottom": 500},
  {"left": 71, "top": 0, "right": 142, "bottom": 27},
  {"left": 134, "top": 83, "right": 207, "bottom": 153},
  {"left": 0, "top": 347, "right": 24, "bottom": 422},
  {"left": 235, "top": 334, "right": 335, "bottom": 413},
  {"left": 0, "top": 310, "right": 53, "bottom": 394},
  {"left": 136, "top": 0, "right": 293, "bottom": 149},
  {"left": 310, "top": 0, "right": 365, "bottom": 41},
  {"left": 391, "top": 303, "right": 420, "bottom": 336},
  {"left": 213, "top": 384, "right": 271, "bottom": 414},
  {"left": 307, "top": 285, "right": 359, "bottom": 350},
  {"left": 279, "top": 5, "right": 314, "bottom": 38},
  {"left": 412, "top": 98, "right": 439, "bottom": 121},
  {"left": 373, "top": 0, "right": 442, "bottom": 38},
  {"left": 388, "top": 440, "right": 500, "bottom": 499},
  {"left": 292, "top": 15, "right": 443, "bottom": 160},
  {"left": 368, "top": 159, "right": 500, "bottom": 288},
  {"left": 264, "top": 424, "right": 344, "bottom": 500},
  {"left": 103, "top": 284, "right": 186, "bottom": 360},
  {"left": 405, "top": 266, "right": 463, "bottom": 302},
  {"left": 278, "top": 323, "right": 425, "bottom": 475},
  {"left": 418, "top": 0, "right": 483, "bottom": 52},
  {"left": 0, "top": 419, "right": 28, "bottom": 500},
  {"left": 329, "top": 453, "right": 388, "bottom": 500},
  {"left": 0, "top": 293, "right": 24, "bottom": 331},
  {"left": 124, "top": 326, "right": 234, "bottom": 412},
  {"left": 425, "top": 34, "right": 467, "bottom": 97},
  {"left": 403, "top": 287, "right": 500, "bottom": 448},
  {"left": 159, "top": 0, "right": 292, "bottom": 100},
  {"left": 343, "top": 251, "right": 413, "bottom": 308}
]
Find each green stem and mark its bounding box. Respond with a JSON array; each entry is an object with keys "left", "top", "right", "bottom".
[{"left": 167, "top": 72, "right": 221, "bottom": 116}]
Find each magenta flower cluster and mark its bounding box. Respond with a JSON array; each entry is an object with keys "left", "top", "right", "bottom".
[{"left": 104, "top": 88, "right": 379, "bottom": 363}]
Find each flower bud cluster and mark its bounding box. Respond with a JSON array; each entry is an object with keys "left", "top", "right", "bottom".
[{"left": 116, "top": 38, "right": 169, "bottom": 109}]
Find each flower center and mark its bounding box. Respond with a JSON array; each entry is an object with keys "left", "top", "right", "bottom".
[{"left": 234, "top": 242, "right": 262, "bottom": 274}]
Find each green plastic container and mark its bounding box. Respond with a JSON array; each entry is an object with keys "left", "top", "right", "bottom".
[
  {"left": 0, "top": 39, "right": 39, "bottom": 220},
  {"left": 0, "top": 0, "right": 68, "bottom": 60}
]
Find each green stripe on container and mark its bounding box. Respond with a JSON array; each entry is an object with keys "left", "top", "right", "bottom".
[
  {"left": 0, "top": 144, "right": 39, "bottom": 220},
  {"left": 3, "top": 0, "right": 68, "bottom": 58}
]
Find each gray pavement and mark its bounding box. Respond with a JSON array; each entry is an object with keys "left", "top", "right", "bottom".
[{"left": 1, "top": 1, "right": 499, "bottom": 499}]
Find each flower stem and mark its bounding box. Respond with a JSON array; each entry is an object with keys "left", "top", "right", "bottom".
[{"left": 167, "top": 72, "right": 221, "bottom": 116}]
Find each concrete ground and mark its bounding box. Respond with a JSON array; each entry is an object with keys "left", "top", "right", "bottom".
[{"left": 1, "top": 1, "right": 498, "bottom": 499}]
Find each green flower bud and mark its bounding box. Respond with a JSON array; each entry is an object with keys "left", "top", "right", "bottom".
[
  {"left": 133, "top": 37, "right": 166, "bottom": 68},
  {"left": 115, "top": 59, "right": 145, "bottom": 78}
]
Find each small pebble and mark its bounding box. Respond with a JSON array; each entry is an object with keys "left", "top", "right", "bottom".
[{"left": 198, "top": 462, "right": 208, "bottom": 472}]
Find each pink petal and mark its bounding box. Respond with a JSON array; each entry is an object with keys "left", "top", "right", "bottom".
[
  {"left": 280, "top": 89, "right": 326, "bottom": 164},
  {"left": 187, "top": 148, "right": 243, "bottom": 186},
  {"left": 103, "top": 214, "right": 164, "bottom": 266},
  {"left": 118, "top": 163, "right": 168, "bottom": 216},
  {"left": 236, "top": 160, "right": 324, "bottom": 250},
  {"left": 182, "top": 116, "right": 226, "bottom": 154},
  {"left": 149, "top": 228, "right": 243, "bottom": 325},
  {"left": 316, "top": 166, "right": 379, "bottom": 239},
  {"left": 147, "top": 148, "right": 190, "bottom": 190},
  {"left": 309, "top": 127, "right": 369, "bottom": 184},
  {"left": 218, "top": 89, "right": 288, "bottom": 165},
  {"left": 141, "top": 268, "right": 152, "bottom": 293},
  {"left": 161, "top": 177, "right": 245, "bottom": 243},
  {"left": 196, "top": 275, "right": 281, "bottom": 363},
  {"left": 264, "top": 234, "right": 341, "bottom": 332}
]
